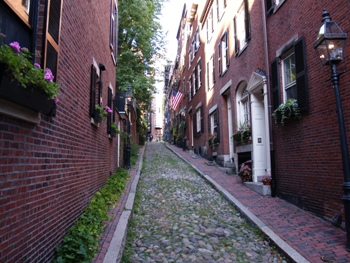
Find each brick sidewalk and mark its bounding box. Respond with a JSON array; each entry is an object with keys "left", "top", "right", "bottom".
[{"left": 166, "top": 143, "right": 350, "bottom": 263}]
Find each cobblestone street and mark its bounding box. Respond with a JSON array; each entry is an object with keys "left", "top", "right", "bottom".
[{"left": 121, "top": 142, "right": 287, "bottom": 263}]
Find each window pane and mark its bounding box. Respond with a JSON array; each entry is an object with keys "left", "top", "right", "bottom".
[{"left": 283, "top": 53, "right": 296, "bottom": 86}]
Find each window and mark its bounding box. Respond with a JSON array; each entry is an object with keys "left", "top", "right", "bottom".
[
  {"left": 218, "top": 31, "right": 229, "bottom": 75},
  {"left": 192, "top": 70, "right": 196, "bottom": 96},
  {"left": 194, "top": 104, "right": 204, "bottom": 136},
  {"left": 282, "top": 51, "right": 296, "bottom": 99},
  {"left": 195, "top": 59, "right": 202, "bottom": 91},
  {"left": 110, "top": 0, "right": 118, "bottom": 64},
  {"left": 271, "top": 37, "right": 308, "bottom": 111},
  {"left": 4, "top": 0, "right": 31, "bottom": 23},
  {"left": 45, "top": 0, "right": 62, "bottom": 81},
  {"left": 90, "top": 60, "right": 102, "bottom": 119},
  {"left": 216, "top": 0, "right": 226, "bottom": 21},
  {"left": 206, "top": 8, "right": 214, "bottom": 43},
  {"left": 194, "top": 27, "right": 200, "bottom": 53},
  {"left": 208, "top": 108, "right": 220, "bottom": 143},
  {"left": 266, "top": 0, "right": 284, "bottom": 14},
  {"left": 188, "top": 78, "right": 192, "bottom": 101},
  {"left": 233, "top": 0, "right": 250, "bottom": 55},
  {"left": 241, "top": 88, "right": 250, "bottom": 125},
  {"left": 107, "top": 86, "right": 114, "bottom": 134},
  {"left": 207, "top": 54, "right": 215, "bottom": 90}
]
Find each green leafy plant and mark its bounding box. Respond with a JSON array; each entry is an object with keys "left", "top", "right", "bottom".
[
  {"left": 54, "top": 168, "right": 130, "bottom": 263},
  {"left": 179, "top": 121, "right": 186, "bottom": 132},
  {"left": 232, "top": 121, "right": 250, "bottom": 144},
  {"left": 110, "top": 123, "right": 121, "bottom": 136},
  {"left": 94, "top": 104, "right": 112, "bottom": 122},
  {"left": 272, "top": 98, "right": 301, "bottom": 126},
  {"left": 172, "top": 125, "right": 178, "bottom": 136},
  {"left": 0, "top": 41, "right": 59, "bottom": 99}
]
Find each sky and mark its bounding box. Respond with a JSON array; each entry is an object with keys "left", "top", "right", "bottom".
[{"left": 160, "top": 0, "right": 187, "bottom": 61}]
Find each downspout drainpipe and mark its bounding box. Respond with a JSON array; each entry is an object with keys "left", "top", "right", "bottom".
[{"left": 261, "top": 0, "right": 276, "bottom": 197}]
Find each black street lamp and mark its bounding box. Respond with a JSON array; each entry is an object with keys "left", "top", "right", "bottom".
[
  {"left": 314, "top": 8, "right": 350, "bottom": 251},
  {"left": 125, "top": 86, "right": 133, "bottom": 170}
]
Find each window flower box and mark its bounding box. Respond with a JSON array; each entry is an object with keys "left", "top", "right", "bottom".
[
  {"left": 0, "top": 64, "right": 56, "bottom": 116},
  {"left": 0, "top": 41, "right": 59, "bottom": 116},
  {"left": 272, "top": 98, "right": 301, "bottom": 126}
]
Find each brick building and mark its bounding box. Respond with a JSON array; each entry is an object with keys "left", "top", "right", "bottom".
[
  {"left": 167, "top": 0, "right": 350, "bottom": 228},
  {"left": 0, "top": 0, "right": 135, "bottom": 261}
]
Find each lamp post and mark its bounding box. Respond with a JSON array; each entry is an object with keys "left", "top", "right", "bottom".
[
  {"left": 314, "top": 8, "right": 350, "bottom": 251},
  {"left": 125, "top": 86, "right": 133, "bottom": 170}
]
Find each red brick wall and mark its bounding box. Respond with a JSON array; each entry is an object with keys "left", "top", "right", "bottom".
[
  {"left": 0, "top": 0, "right": 121, "bottom": 262},
  {"left": 267, "top": 0, "right": 350, "bottom": 219}
]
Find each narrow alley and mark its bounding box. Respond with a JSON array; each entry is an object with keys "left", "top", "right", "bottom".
[{"left": 121, "top": 142, "right": 287, "bottom": 263}]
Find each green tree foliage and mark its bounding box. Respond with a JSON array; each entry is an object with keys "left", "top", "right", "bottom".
[{"left": 117, "top": 0, "right": 166, "bottom": 111}]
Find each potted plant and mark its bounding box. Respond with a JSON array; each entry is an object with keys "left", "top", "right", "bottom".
[
  {"left": 0, "top": 41, "right": 59, "bottom": 115},
  {"left": 260, "top": 175, "right": 272, "bottom": 185},
  {"left": 272, "top": 98, "right": 301, "bottom": 126},
  {"left": 238, "top": 160, "right": 253, "bottom": 182}
]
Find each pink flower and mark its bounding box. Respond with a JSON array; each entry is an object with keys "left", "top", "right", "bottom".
[
  {"left": 105, "top": 106, "right": 112, "bottom": 113},
  {"left": 34, "top": 63, "right": 41, "bottom": 69},
  {"left": 54, "top": 98, "right": 59, "bottom": 104},
  {"left": 9, "top": 42, "right": 20, "bottom": 53},
  {"left": 44, "top": 68, "right": 54, "bottom": 82}
]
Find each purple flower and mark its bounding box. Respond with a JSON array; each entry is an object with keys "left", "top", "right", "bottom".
[
  {"left": 105, "top": 106, "right": 113, "bottom": 113},
  {"left": 44, "top": 68, "right": 54, "bottom": 82},
  {"left": 34, "top": 63, "right": 41, "bottom": 69},
  {"left": 54, "top": 98, "right": 59, "bottom": 104},
  {"left": 9, "top": 42, "right": 21, "bottom": 53}
]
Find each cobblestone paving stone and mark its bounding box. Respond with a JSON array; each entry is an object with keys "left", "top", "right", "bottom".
[{"left": 122, "top": 143, "right": 288, "bottom": 263}]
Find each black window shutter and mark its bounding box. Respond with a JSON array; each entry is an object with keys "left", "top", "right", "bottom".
[
  {"left": 216, "top": 110, "right": 220, "bottom": 143},
  {"left": 48, "top": 0, "right": 62, "bottom": 43},
  {"left": 244, "top": 0, "right": 251, "bottom": 41},
  {"left": 90, "top": 65, "right": 97, "bottom": 117},
  {"left": 225, "top": 32, "right": 229, "bottom": 67},
  {"left": 266, "top": 0, "right": 274, "bottom": 15},
  {"left": 233, "top": 17, "right": 238, "bottom": 55},
  {"left": 208, "top": 113, "right": 211, "bottom": 135},
  {"left": 193, "top": 110, "right": 197, "bottom": 136},
  {"left": 107, "top": 88, "right": 112, "bottom": 133},
  {"left": 271, "top": 58, "right": 280, "bottom": 111},
  {"left": 200, "top": 106, "right": 204, "bottom": 133},
  {"left": 218, "top": 43, "right": 222, "bottom": 74},
  {"left": 198, "top": 62, "right": 202, "bottom": 88},
  {"left": 294, "top": 37, "right": 309, "bottom": 112}
]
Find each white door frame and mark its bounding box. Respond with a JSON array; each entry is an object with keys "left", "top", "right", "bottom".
[{"left": 247, "top": 71, "right": 271, "bottom": 182}]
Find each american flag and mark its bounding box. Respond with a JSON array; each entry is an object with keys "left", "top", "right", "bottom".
[{"left": 170, "top": 89, "right": 184, "bottom": 110}]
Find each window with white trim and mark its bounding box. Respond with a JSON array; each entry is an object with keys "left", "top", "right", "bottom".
[
  {"left": 216, "top": 0, "right": 226, "bottom": 21},
  {"left": 236, "top": 83, "right": 250, "bottom": 129},
  {"left": 233, "top": 0, "right": 250, "bottom": 55},
  {"left": 110, "top": 0, "right": 118, "bottom": 64},
  {"left": 242, "top": 88, "right": 250, "bottom": 125},
  {"left": 206, "top": 8, "right": 214, "bottom": 43},
  {"left": 218, "top": 31, "right": 229, "bottom": 75},
  {"left": 282, "top": 50, "right": 297, "bottom": 100}
]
